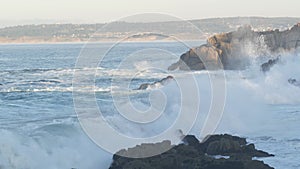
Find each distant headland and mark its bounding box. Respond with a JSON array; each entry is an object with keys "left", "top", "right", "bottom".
[{"left": 0, "top": 17, "right": 299, "bottom": 44}]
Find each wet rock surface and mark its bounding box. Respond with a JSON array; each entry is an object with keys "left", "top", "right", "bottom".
[
  {"left": 136, "top": 76, "right": 174, "bottom": 90},
  {"left": 109, "top": 134, "right": 274, "bottom": 169}
]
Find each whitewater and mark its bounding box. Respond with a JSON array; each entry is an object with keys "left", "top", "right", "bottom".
[{"left": 0, "top": 42, "right": 299, "bottom": 169}]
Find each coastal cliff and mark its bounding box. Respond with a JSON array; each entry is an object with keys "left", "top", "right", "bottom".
[{"left": 169, "top": 23, "right": 300, "bottom": 71}]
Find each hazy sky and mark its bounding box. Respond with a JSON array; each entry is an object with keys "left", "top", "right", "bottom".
[{"left": 0, "top": 0, "right": 299, "bottom": 26}]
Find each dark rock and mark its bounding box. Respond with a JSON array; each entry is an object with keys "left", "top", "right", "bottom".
[
  {"left": 205, "top": 139, "right": 242, "bottom": 155},
  {"left": 115, "top": 140, "right": 172, "bottom": 159},
  {"left": 136, "top": 76, "right": 174, "bottom": 90},
  {"left": 288, "top": 78, "right": 300, "bottom": 87},
  {"left": 288, "top": 78, "right": 297, "bottom": 84},
  {"left": 169, "top": 23, "right": 300, "bottom": 71},
  {"left": 261, "top": 57, "right": 280, "bottom": 72},
  {"left": 200, "top": 134, "right": 273, "bottom": 158},
  {"left": 137, "top": 83, "right": 150, "bottom": 90},
  {"left": 109, "top": 134, "right": 274, "bottom": 169},
  {"left": 202, "top": 134, "right": 247, "bottom": 148},
  {"left": 182, "top": 135, "right": 200, "bottom": 147}
]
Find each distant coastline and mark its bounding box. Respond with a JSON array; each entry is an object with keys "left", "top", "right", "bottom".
[
  {"left": 0, "top": 39, "right": 206, "bottom": 45},
  {"left": 0, "top": 17, "right": 299, "bottom": 44}
]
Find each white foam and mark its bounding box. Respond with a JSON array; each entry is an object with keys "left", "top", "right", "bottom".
[{"left": 0, "top": 128, "right": 111, "bottom": 169}]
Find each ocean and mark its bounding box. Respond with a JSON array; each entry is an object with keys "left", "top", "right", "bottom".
[{"left": 0, "top": 42, "right": 299, "bottom": 169}]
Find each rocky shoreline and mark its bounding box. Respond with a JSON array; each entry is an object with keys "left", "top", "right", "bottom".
[
  {"left": 169, "top": 23, "right": 300, "bottom": 71},
  {"left": 110, "top": 24, "right": 300, "bottom": 169},
  {"left": 109, "top": 134, "right": 274, "bottom": 169}
]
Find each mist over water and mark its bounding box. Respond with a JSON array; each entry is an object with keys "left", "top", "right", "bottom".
[{"left": 0, "top": 42, "right": 300, "bottom": 169}]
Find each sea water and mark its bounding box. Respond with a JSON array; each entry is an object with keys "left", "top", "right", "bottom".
[{"left": 0, "top": 42, "right": 299, "bottom": 169}]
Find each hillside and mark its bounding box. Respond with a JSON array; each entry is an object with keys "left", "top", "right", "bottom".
[{"left": 0, "top": 17, "right": 299, "bottom": 43}]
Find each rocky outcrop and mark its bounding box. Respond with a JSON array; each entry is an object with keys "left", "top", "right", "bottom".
[
  {"left": 136, "top": 76, "right": 174, "bottom": 90},
  {"left": 169, "top": 23, "right": 300, "bottom": 71},
  {"left": 109, "top": 134, "right": 274, "bottom": 169}
]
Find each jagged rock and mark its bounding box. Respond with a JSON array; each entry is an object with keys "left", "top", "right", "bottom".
[
  {"left": 169, "top": 23, "right": 300, "bottom": 71},
  {"left": 261, "top": 57, "right": 280, "bottom": 72},
  {"left": 136, "top": 76, "right": 174, "bottom": 90},
  {"left": 109, "top": 134, "right": 274, "bottom": 169}
]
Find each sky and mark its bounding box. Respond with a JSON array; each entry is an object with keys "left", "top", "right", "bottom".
[{"left": 0, "top": 0, "right": 299, "bottom": 27}]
